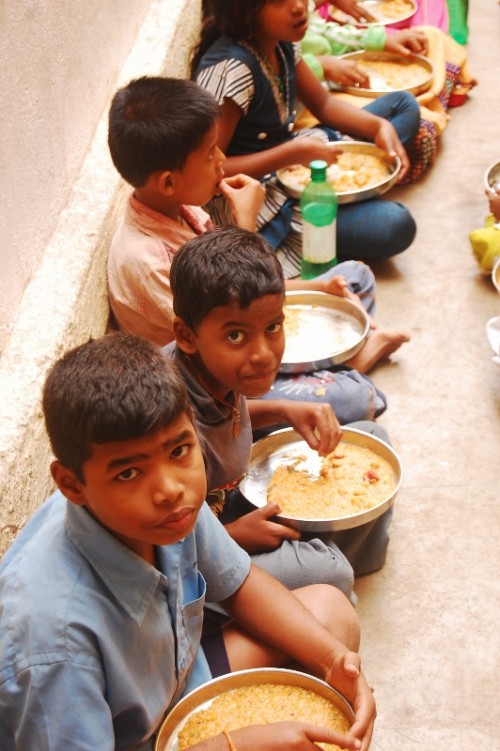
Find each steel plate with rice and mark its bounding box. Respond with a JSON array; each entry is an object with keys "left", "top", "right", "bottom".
[
  {"left": 281, "top": 291, "right": 369, "bottom": 373},
  {"left": 239, "top": 427, "right": 402, "bottom": 532},
  {"left": 277, "top": 141, "right": 400, "bottom": 204},
  {"left": 329, "top": 0, "right": 417, "bottom": 25},
  {"left": 155, "top": 668, "right": 354, "bottom": 751},
  {"left": 336, "top": 51, "right": 433, "bottom": 97}
]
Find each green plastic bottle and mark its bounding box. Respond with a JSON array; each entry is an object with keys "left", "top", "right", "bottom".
[{"left": 300, "top": 159, "right": 338, "bottom": 279}]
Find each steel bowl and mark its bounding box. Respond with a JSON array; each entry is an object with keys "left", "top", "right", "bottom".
[
  {"left": 484, "top": 160, "right": 500, "bottom": 193},
  {"left": 337, "top": 51, "right": 433, "bottom": 98},
  {"left": 329, "top": 0, "right": 417, "bottom": 26},
  {"left": 492, "top": 258, "right": 500, "bottom": 293},
  {"left": 239, "top": 426, "right": 403, "bottom": 533},
  {"left": 281, "top": 290, "right": 370, "bottom": 373},
  {"left": 277, "top": 141, "right": 401, "bottom": 204},
  {"left": 154, "top": 668, "right": 354, "bottom": 751}
]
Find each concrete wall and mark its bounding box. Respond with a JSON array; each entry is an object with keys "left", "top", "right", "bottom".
[{"left": 0, "top": 0, "right": 202, "bottom": 555}]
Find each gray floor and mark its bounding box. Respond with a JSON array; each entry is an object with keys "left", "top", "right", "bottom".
[{"left": 353, "top": 4, "right": 500, "bottom": 748}]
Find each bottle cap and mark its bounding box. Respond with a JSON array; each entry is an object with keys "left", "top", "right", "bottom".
[{"left": 309, "top": 159, "right": 328, "bottom": 182}]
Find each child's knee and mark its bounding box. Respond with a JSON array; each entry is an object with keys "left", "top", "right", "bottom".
[{"left": 298, "top": 583, "right": 360, "bottom": 650}]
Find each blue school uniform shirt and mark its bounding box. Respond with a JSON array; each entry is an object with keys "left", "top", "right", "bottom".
[{"left": 0, "top": 491, "right": 250, "bottom": 751}]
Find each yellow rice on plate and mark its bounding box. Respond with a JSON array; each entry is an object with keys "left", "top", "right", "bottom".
[
  {"left": 267, "top": 441, "right": 395, "bottom": 519},
  {"left": 177, "top": 684, "right": 351, "bottom": 751}
]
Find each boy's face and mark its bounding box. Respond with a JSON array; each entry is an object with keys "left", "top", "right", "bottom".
[
  {"left": 178, "top": 293, "right": 286, "bottom": 399},
  {"left": 172, "top": 121, "right": 225, "bottom": 207},
  {"left": 53, "top": 413, "right": 207, "bottom": 563}
]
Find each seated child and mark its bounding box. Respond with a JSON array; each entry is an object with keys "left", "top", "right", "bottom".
[
  {"left": 167, "top": 226, "right": 397, "bottom": 582},
  {"left": 470, "top": 185, "right": 500, "bottom": 273},
  {"left": 0, "top": 332, "right": 376, "bottom": 751},
  {"left": 107, "top": 75, "right": 409, "bottom": 425},
  {"left": 303, "top": 1, "right": 477, "bottom": 182},
  {"left": 192, "top": 0, "right": 420, "bottom": 274}
]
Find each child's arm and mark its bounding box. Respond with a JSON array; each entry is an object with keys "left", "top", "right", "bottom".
[
  {"left": 487, "top": 187, "right": 500, "bottom": 221},
  {"left": 224, "top": 502, "right": 301, "bottom": 553},
  {"left": 217, "top": 97, "right": 343, "bottom": 178},
  {"left": 218, "top": 174, "right": 266, "bottom": 231},
  {"left": 329, "top": 0, "right": 377, "bottom": 23},
  {"left": 222, "top": 565, "right": 376, "bottom": 750},
  {"left": 247, "top": 399, "right": 342, "bottom": 457},
  {"left": 296, "top": 59, "right": 410, "bottom": 179},
  {"left": 384, "top": 28, "right": 428, "bottom": 56}
]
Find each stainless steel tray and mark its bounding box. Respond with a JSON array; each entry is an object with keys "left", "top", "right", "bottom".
[
  {"left": 281, "top": 291, "right": 369, "bottom": 373},
  {"left": 238, "top": 427, "right": 403, "bottom": 532},
  {"left": 337, "top": 51, "right": 433, "bottom": 98},
  {"left": 329, "top": 0, "right": 417, "bottom": 26},
  {"left": 155, "top": 668, "right": 354, "bottom": 751},
  {"left": 277, "top": 141, "right": 401, "bottom": 204}
]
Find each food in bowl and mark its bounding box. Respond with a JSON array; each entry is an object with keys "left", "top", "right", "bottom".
[
  {"left": 267, "top": 441, "right": 396, "bottom": 519},
  {"left": 280, "top": 151, "right": 390, "bottom": 195},
  {"left": 375, "top": 0, "right": 415, "bottom": 19},
  {"left": 354, "top": 58, "right": 430, "bottom": 91},
  {"left": 177, "top": 683, "right": 351, "bottom": 751}
]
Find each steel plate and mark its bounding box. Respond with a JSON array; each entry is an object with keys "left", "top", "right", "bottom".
[
  {"left": 281, "top": 291, "right": 369, "bottom": 373},
  {"left": 155, "top": 668, "right": 354, "bottom": 751},
  {"left": 277, "top": 141, "right": 401, "bottom": 204},
  {"left": 337, "top": 51, "right": 433, "bottom": 98},
  {"left": 329, "top": 0, "right": 417, "bottom": 26},
  {"left": 238, "top": 427, "right": 403, "bottom": 532},
  {"left": 484, "top": 160, "right": 500, "bottom": 192}
]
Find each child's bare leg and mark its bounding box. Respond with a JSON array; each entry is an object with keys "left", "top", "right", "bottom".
[
  {"left": 222, "top": 584, "right": 359, "bottom": 672},
  {"left": 345, "top": 328, "right": 410, "bottom": 374}
]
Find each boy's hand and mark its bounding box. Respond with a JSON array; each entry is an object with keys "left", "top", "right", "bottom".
[
  {"left": 323, "top": 654, "right": 376, "bottom": 751},
  {"left": 218, "top": 175, "right": 265, "bottom": 231},
  {"left": 331, "top": 0, "right": 377, "bottom": 23},
  {"left": 229, "top": 720, "right": 363, "bottom": 750},
  {"left": 278, "top": 401, "right": 342, "bottom": 457},
  {"left": 384, "top": 29, "right": 428, "bottom": 56},
  {"left": 225, "top": 504, "right": 301, "bottom": 553},
  {"left": 320, "top": 58, "right": 370, "bottom": 88}
]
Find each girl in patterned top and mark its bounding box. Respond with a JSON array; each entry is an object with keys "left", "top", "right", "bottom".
[{"left": 191, "top": 0, "right": 420, "bottom": 278}]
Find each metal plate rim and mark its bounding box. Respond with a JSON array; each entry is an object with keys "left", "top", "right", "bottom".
[
  {"left": 484, "top": 159, "right": 500, "bottom": 191},
  {"left": 238, "top": 426, "right": 403, "bottom": 532},
  {"left": 280, "top": 290, "right": 370, "bottom": 373},
  {"left": 154, "top": 668, "right": 354, "bottom": 751}
]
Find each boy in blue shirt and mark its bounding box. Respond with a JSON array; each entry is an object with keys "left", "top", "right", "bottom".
[{"left": 0, "top": 333, "right": 375, "bottom": 751}]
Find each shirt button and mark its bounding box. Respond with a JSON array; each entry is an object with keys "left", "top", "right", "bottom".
[
  {"left": 288, "top": 122, "right": 294, "bottom": 132},
  {"left": 258, "top": 132, "right": 267, "bottom": 140}
]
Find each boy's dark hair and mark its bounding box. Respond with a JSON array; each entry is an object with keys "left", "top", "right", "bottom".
[
  {"left": 42, "top": 333, "right": 191, "bottom": 482},
  {"left": 108, "top": 76, "right": 220, "bottom": 187},
  {"left": 191, "top": 0, "right": 265, "bottom": 77},
  {"left": 170, "top": 226, "right": 285, "bottom": 330}
]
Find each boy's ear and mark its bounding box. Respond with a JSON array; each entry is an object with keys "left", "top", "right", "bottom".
[
  {"left": 159, "top": 169, "right": 175, "bottom": 195},
  {"left": 50, "top": 461, "right": 88, "bottom": 506},
  {"left": 173, "top": 316, "right": 198, "bottom": 354}
]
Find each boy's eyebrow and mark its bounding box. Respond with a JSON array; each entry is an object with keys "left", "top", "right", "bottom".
[{"left": 105, "top": 428, "right": 194, "bottom": 471}]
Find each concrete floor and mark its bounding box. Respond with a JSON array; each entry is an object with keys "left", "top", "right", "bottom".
[{"left": 353, "top": 4, "right": 500, "bottom": 749}]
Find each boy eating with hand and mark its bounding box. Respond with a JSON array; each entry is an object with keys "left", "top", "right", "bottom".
[{"left": 167, "top": 226, "right": 395, "bottom": 586}]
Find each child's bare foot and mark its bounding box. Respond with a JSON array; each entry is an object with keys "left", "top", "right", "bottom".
[{"left": 346, "top": 328, "right": 410, "bottom": 373}]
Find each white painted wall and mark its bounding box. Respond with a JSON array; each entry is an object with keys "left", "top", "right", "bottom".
[{"left": 0, "top": 0, "right": 203, "bottom": 554}]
